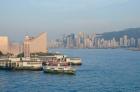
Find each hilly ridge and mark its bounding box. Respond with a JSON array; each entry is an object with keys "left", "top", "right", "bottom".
[{"left": 100, "top": 28, "right": 140, "bottom": 40}]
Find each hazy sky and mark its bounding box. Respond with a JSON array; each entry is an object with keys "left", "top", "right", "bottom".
[{"left": 0, "top": 0, "right": 140, "bottom": 41}]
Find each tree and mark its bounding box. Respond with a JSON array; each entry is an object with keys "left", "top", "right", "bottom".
[
  {"left": 0, "top": 51, "right": 4, "bottom": 56},
  {"left": 6, "top": 53, "right": 13, "bottom": 58},
  {"left": 17, "top": 52, "right": 24, "bottom": 58}
]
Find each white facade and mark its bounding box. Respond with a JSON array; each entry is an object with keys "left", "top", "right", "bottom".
[{"left": 124, "top": 35, "right": 128, "bottom": 47}]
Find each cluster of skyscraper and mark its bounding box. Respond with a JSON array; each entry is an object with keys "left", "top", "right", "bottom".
[
  {"left": 49, "top": 32, "right": 140, "bottom": 49},
  {"left": 0, "top": 33, "right": 47, "bottom": 57}
]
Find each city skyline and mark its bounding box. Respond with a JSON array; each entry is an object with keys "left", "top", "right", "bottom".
[
  {"left": 48, "top": 32, "right": 140, "bottom": 49},
  {"left": 0, "top": 27, "right": 140, "bottom": 43},
  {"left": 0, "top": 0, "right": 140, "bottom": 41},
  {"left": 1, "top": 31, "right": 139, "bottom": 53}
]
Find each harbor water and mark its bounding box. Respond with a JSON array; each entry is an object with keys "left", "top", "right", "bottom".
[{"left": 0, "top": 49, "right": 140, "bottom": 92}]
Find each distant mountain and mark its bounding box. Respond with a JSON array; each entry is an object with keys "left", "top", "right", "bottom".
[{"left": 100, "top": 28, "right": 140, "bottom": 40}]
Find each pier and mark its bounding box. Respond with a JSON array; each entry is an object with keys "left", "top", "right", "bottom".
[
  {"left": 0, "top": 58, "right": 42, "bottom": 70},
  {"left": 0, "top": 53, "right": 82, "bottom": 71}
]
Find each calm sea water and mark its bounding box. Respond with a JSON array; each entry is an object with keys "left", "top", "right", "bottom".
[{"left": 0, "top": 49, "right": 140, "bottom": 92}]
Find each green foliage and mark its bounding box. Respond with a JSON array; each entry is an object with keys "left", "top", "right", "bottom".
[
  {"left": 0, "top": 51, "right": 3, "bottom": 56},
  {"left": 17, "top": 52, "right": 24, "bottom": 58},
  {"left": 31, "top": 52, "right": 63, "bottom": 57},
  {"left": 6, "top": 53, "right": 13, "bottom": 57}
]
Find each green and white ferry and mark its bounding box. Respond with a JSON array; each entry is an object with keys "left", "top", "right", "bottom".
[{"left": 43, "top": 62, "right": 76, "bottom": 75}]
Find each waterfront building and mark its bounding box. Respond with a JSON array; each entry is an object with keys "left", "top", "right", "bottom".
[
  {"left": 9, "top": 42, "right": 23, "bottom": 56},
  {"left": 111, "top": 38, "right": 115, "bottom": 48},
  {"left": 0, "top": 36, "right": 9, "bottom": 54},
  {"left": 62, "top": 34, "right": 67, "bottom": 48},
  {"left": 107, "top": 40, "right": 111, "bottom": 48},
  {"left": 49, "top": 39, "right": 64, "bottom": 48},
  {"left": 48, "top": 40, "right": 54, "bottom": 48},
  {"left": 77, "top": 32, "right": 85, "bottom": 48},
  {"left": 130, "top": 37, "right": 136, "bottom": 47},
  {"left": 138, "top": 38, "right": 140, "bottom": 48},
  {"left": 66, "top": 36, "right": 72, "bottom": 48},
  {"left": 92, "top": 32, "right": 96, "bottom": 47},
  {"left": 119, "top": 37, "right": 124, "bottom": 47},
  {"left": 97, "top": 38, "right": 101, "bottom": 48},
  {"left": 66, "top": 33, "right": 75, "bottom": 48},
  {"left": 48, "top": 33, "right": 139, "bottom": 49},
  {"left": 128, "top": 39, "right": 131, "bottom": 47},
  {"left": 84, "top": 35, "right": 92, "bottom": 48},
  {"left": 23, "top": 32, "right": 47, "bottom": 57},
  {"left": 123, "top": 35, "right": 128, "bottom": 47},
  {"left": 70, "top": 33, "right": 76, "bottom": 47},
  {"left": 94, "top": 38, "right": 99, "bottom": 48}
]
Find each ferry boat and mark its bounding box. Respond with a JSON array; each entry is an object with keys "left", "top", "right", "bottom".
[
  {"left": 65, "top": 57, "right": 82, "bottom": 65},
  {"left": 43, "top": 62, "right": 76, "bottom": 74}
]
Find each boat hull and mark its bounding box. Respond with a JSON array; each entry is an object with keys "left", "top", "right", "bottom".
[
  {"left": 13, "top": 67, "right": 42, "bottom": 71},
  {"left": 43, "top": 68, "right": 75, "bottom": 75},
  {"left": 0, "top": 66, "right": 13, "bottom": 70}
]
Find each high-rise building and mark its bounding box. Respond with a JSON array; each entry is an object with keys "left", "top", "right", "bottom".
[
  {"left": 66, "top": 33, "right": 75, "bottom": 48},
  {"left": 62, "top": 34, "right": 67, "bottom": 48},
  {"left": 130, "top": 37, "right": 136, "bottom": 47},
  {"left": 66, "top": 35, "right": 71, "bottom": 48},
  {"left": 137, "top": 38, "right": 140, "bottom": 48},
  {"left": 84, "top": 35, "right": 92, "bottom": 48},
  {"left": 119, "top": 37, "right": 124, "bottom": 47},
  {"left": 123, "top": 35, "right": 128, "bottom": 47},
  {"left": 92, "top": 32, "right": 96, "bottom": 47},
  {"left": 111, "top": 38, "right": 117, "bottom": 48},
  {"left": 50, "top": 32, "right": 139, "bottom": 49},
  {"left": 23, "top": 32, "right": 47, "bottom": 57},
  {"left": 0, "top": 36, "right": 9, "bottom": 54},
  {"left": 77, "top": 32, "right": 85, "bottom": 48},
  {"left": 48, "top": 40, "right": 62, "bottom": 48}
]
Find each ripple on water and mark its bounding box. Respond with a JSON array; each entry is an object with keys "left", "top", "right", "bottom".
[{"left": 0, "top": 49, "right": 140, "bottom": 92}]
